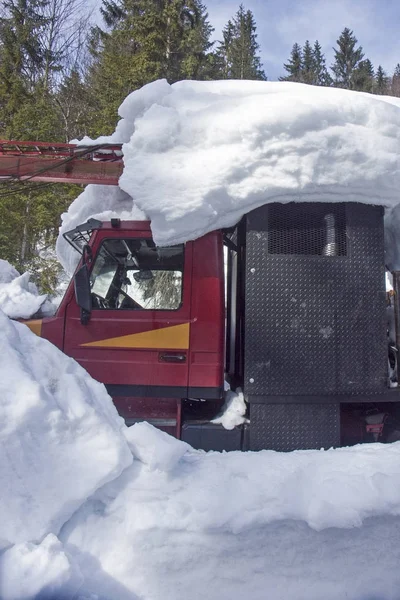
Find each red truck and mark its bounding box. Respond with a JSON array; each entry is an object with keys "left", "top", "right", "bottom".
[{"left": 1, "top": 139, "right": 400, "bottom": 451}]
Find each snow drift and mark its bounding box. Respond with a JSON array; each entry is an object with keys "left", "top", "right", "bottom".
[
  {"left": 0, "top": 310, "right": 132, "bottom": 551},
  {"left": 59, "top": 433, "right": 400, "bottom": 600},
  {"left": 59, "top": 79, "right": 400, "bottom": 272}
]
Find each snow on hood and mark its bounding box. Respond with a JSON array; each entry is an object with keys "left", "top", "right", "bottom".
[
  {"left": 59, "top": 79, "right": 400, "bottom": 271},
  {"left": 0, "top": 310, "right": 132, "bottom": 551}
]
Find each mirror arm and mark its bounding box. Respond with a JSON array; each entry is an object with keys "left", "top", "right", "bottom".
[
  {"left": 80, "top": 308, "right": 91, "bottom": 325},
  {"left": 74, "top": 264, "right": 92, "bottom": 325}
]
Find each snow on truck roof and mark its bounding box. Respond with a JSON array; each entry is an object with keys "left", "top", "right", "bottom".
[{"left": 58, "top": 79, "right": 400, "bottom": 274}]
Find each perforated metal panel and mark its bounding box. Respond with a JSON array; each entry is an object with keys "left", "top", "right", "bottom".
[
  {"left": 244, "top": 202, "right": 387, "bottom": 397},
  {"left": 250, "top": 403, "right": 340, "bottom": 451},
  {"left": 267, "top": 203, "right": 347, "bottom": 256}
]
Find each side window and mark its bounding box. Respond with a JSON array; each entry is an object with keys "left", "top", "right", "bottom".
[{"left": 90, "top": 238, "right": 184, "bottom": 310}]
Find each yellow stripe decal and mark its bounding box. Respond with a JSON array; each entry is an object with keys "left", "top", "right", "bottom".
[
  {"left": 24, "top": 319, "right": 43, "bottom": 337},
  {"left": 81, "top": 322, "right": 190, "bottom": 349}
]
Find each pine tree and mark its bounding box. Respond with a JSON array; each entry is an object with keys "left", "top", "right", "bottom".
[
  {"left": 375, "top": 65, "right": 389, "bottom": 95},
  {"left": 301, "top": 40, "right": 315, "bottom": 84},
  {"left": 331, "top": 27, "right": 364, "bottom": 89},
  {"left": 0, "top": 0, "right": 49, "bottom": 134},
  {"left": 164, "top": 0, "right": 214, "bottom": 81},
  {"left": 0, "top": 182, "right": 78, "bottom": 292},
  {"left": 280, "top": 43, "right": 302, "bottom": 82},
  {"left": 352, "top": 58, "right": 374, "bottom": 92},
  {"left": 312, "top": 41, "right": 332, "bottom": 86},
  {"left": 391, "top": 64, "right": 400, "bottom": 97},
  {"left": 216, "top": 19, "right": 234, "bottom": 78},
  {"left": 217, "top": 5, "right": 266, "bottom": 80},
  {"left": 87, "top": 0, "right": 214, "bottom": 137}
]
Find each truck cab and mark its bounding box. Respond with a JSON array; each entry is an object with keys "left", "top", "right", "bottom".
[{"left": 32, "top": 219, "right": 225, "bottom": 436}]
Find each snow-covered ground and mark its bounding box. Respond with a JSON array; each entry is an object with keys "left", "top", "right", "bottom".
[{"left": 1, "top": 305, "right": 400, "bottom": 600}]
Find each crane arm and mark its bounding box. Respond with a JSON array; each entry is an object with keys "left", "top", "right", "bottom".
[{"left": 0, "top": 140, "right": 123, "bottom": 186}]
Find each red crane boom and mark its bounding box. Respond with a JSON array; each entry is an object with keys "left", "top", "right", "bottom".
[{"left": 0, "top": 140, "right": 123, "bottom": 185}]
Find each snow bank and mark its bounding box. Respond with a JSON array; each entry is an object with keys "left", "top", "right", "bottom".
[
  {"left": 62, "top": 515, "right": 400, "bottom": 600},
  {"left": 58, "top": 79, "right": 400, "bottom": 271},
  {"left": 0, "top": 260, "right": 52, "bottom": 319},
  {"left": 0, "top": 310, "right": 132, "bottom": 550},
  {"left": 63, "top": 435, "right": 400, "bottom": 537},
  {"left": 57, "top": 433, "right": 400, "bottom": 599}
]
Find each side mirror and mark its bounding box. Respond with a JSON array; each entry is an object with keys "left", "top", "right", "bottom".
[{"left": 74, "top": 265, "right": 92, "bottom": 325}]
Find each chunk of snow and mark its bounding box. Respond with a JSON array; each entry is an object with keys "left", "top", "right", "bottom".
[
  {"left": 0, "top": 260, "right": 57, "bottom": 319},
  {"left": 59, "top": 79, "right": 400, "bottom": 263},
  {"left": 0, "top": 271, "right": 48, "bottom": 319},
  {"left": 212, "top": 388, "right": 248, "bottom": 430},
  {"left": 0, "top": 534, "right": 82, "bottom": 600},
  {"left": 57, "top": 185, "right": 145, "bottom": 274},
  {"left": 0, "top": 310, "right": 132, "bottom": 549},
  {"left": 125, "top": 421, "right": 190, "bottom": 471}
]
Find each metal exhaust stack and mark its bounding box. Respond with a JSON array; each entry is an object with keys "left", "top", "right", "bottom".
[{"left": 323, "top": 213, "right": 338, "bottom": 256}]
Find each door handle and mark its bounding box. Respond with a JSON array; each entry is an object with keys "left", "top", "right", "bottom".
[{"left": 159, "top": 352, "right": 187, "bottom": 363}]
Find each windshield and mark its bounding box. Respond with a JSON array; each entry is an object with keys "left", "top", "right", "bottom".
[{"left": 90, "top": 238, "right": 184, "bottom": 310}]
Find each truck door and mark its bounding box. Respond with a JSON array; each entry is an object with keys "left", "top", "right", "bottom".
[{"left": 63, "top": 230, "right": 192, "bottom": 398}]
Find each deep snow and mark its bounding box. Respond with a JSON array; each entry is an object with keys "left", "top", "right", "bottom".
[
  {"left": 0, "top": 310, "right": 132, "bottom": 551},
  {"left": 2, "top": 313, "right": 400, "bottom": 599}
]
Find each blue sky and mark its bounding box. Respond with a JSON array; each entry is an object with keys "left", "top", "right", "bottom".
[{"left": 206, "top": 0, "right": 400, "bottom": 80}]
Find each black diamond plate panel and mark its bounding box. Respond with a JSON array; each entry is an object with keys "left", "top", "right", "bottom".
[
  {"left": 249, "top": 403, "right": 340, "bottom": 451},
  {"left": 244, "top": 202, "right": 387, "bottom": 397},
  {"left": 267, "top": 203, "right": 347, "bottom": 256}
]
